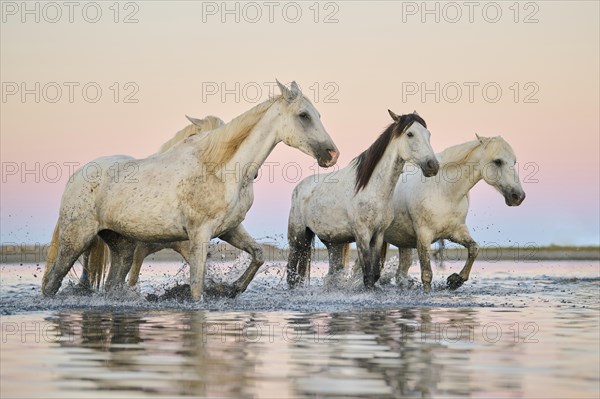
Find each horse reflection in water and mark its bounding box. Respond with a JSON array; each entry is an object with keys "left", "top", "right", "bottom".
[
  {"left": 45, "top": 307, "right": 529, "bottom": 397},
  {"left": 47, "top": 311, "right": 257, "bottom": 397},
  {"left": 285, "top": 309, "right": 446, "bottom": 397}
]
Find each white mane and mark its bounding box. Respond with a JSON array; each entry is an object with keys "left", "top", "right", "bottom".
[
  {"left": 438, "top": 136, "right": 510, "bottom": 165},
  {"left": 193, "top": 97, "right": 280, "bottom": 164},
  {"left": 158, "top": 115, "right": 224, "bottom": 154}
]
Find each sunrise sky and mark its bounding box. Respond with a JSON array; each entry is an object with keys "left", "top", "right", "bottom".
[{"left": 1, "top": 1, "right": 598, "bottom": 248}]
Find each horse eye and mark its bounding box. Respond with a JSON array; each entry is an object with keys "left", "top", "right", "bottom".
[
  {"left": 494, "top": 159, "right": 503, "bottom": 166},
  {"left": 298, "top": 112, "right": 310, "bottom": 120},
  {"left": 407, "top": 132, "right": 414, "bottom": 138}
]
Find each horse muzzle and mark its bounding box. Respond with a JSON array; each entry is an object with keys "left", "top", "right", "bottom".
[
  {"left": 420, "top": 158, "right": 440, "bottom": 177},
  {"left": 318, "top": 148, "right": 340, "bottom": 168},
  {"left": 505, "top": 189, "right": 526, "bottom": 206}
]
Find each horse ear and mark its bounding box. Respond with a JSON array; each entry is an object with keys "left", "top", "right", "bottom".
[
  {"left": 186, "top": 115, "right": 205, "bottom": 127},
  {"left": 388, "top": 109, "right": 400, "bottom": 122},
  {"left": 476, "top": 133, "right": 492, "bottom": 147},
  {"left": 413, "top": 110, "right": 419, "bottom": 116},
  {"left": 290, "top": 81, "right": 301, "bottom": 97},
  {"left": 276, "top": 79, "right": 296, "bottom": 102}
]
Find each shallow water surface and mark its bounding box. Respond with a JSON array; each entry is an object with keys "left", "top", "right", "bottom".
[{"left": 1, "top": 260, "right": 599, "bottom": 398}]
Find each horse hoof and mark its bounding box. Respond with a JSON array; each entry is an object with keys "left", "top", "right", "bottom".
[
  {"left": 41, "top": 278, "right": 61, "bottom": 297},
  {"left": 423, "top": 283, "right": 432, "bottom": 294},
  {"left": 447, "top": 273, "right": 465, "bottom": 290},
  {"left": 41, "top": 287, "right": 57, "bottom": 298}
]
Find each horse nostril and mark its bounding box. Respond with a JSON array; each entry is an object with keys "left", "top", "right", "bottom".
[
  {"left": 427, "top": 160, "right": 434, "bottom": 170},
  {"left": 512, "top": 193, "right": 519, "bottom": 201},
  {"left": 325, "top": 149, "right": 339, "bottom": 167}
]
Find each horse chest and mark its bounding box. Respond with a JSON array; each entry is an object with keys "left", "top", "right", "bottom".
[
  {"left": 217, "top": 184, "right": 254, "bottom": 231},
  {"left": 410, "top": 199, "right": 467, "bottom": 239},
  {"left": 353, "top": 196, "right": 393, "bottom": 226}
]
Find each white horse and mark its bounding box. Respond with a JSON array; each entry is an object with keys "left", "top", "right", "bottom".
[
  {"left": 42, "top": 81, "right": 340, "bottom": 300},
  {"left": 75, "top": 115, "right": 226, "bottom": 289},
  {"left": 353, "top": 135, "right": 526, "bottom": 292},
  {"left": 286, "top": 111, "right": 439, "bottom": 289}
]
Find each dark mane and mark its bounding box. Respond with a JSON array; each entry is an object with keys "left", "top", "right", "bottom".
[{"left": 354, "top": 113, "right": 427, "bottom": 192}]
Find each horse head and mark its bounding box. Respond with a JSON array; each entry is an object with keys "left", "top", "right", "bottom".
[
  {"left": 388, "top": 110, "right": 439, "bottom": 177},
  {"left": 271, "top": 80, "right": 339, "bottom": 168},
  {"left": 477, "top": 134, "right": 526, "bottom": 206}
]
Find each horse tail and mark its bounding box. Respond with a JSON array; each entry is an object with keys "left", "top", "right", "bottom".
[
  {"left": 87, "top": 237, "right": 109, "bottom": 289},
  {"left": 42, "top": 222, "right": 60, "bottom": 292}
]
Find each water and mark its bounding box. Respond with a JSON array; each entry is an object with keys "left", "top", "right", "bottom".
[{"left": 1, "top": 259, "right": 599, "bottom": 398}]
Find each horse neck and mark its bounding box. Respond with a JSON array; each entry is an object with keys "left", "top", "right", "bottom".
[
  {"left": 192, "top": 99, "right": 278, "bottom": 182},
  {"left": 223, "top": 111, "right": 279, "bottom": 181},
  {"left": 439, "top": 143, "right": 485, "bottom": 200},
  {"left": 362, "top": 142, "right": 406, "bottom": 200}
]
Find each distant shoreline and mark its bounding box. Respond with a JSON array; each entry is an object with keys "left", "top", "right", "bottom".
[{"left": 1, "top": 243, "right": 598, "bottom": 264}]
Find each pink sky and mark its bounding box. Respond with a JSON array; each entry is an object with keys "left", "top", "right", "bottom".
[{"left": 1, "top": 1, "right": 598, "bottom": 247}]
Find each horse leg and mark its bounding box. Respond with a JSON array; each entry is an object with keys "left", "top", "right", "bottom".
[
  {"left": 435, "top": 239, "right": 446, "bottom": 268},
  {"left": 377, "top": 242, "right": 389, "bottom": 283},
  {"left": 341, "top": 243, "right": 350, "bottom": 269},
  {"left": 185, "top": 228, "right": 212, "bottom": 301},
  {"left": 79, "top": 247, "right": 92, "bottom": 288},
  {"left": 106, "top": 246, "right": 135, "bottom": 292},
  {"left": 286, "top": 228, "right": 314, "bottom": 288},
  {"left": 170, "top": 241, "right": 192, "bottom": 263},
  {"left": 205, "top": 224, "right": 264, "bottom": 298},
  {"left": 351, "top": 247, "right": 363, "bottom": 277},
  {"left": 100, "top": 231, "right": 136, "bottom": 292},
  {"left": 370, "top": 233, "right": 384, "bottom": 284},
  {"left": 447, "top": 225, "right": 479, "bottom": 290},
  {"left": 296, "top": 229, "right": 315, "bottom": 286},
  {"left": 126, "top": 244, "right": 146, "bottom": 287},
  {"left": 396, "top": 247, "right": 415, "bottom": 287},
  {"left": 74, "top": 245, "right": 99, "bottom": 295},
  {"left": 286, "top": 244, "right": 301, "bottom": 288},
  {"left": 416, "top": 234, "right": 434, "bottom": 293},
  {"left": 323, "top": 241, "right": 346, "bottom": 287},
  {"left": 42, "top": 226, "right": 97, "bottom": 297},
  {"left": 127, "top": 241, "right": 191, "bottom": 286},
  {"left": 42, "top": 247, "right": 88, "bottom": 296},
  {"left": 357, "top": 232, "right": 384, "bottom": 288},
  {"left": 127, "top": 243, "right": 162, "bottom": 286}
]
